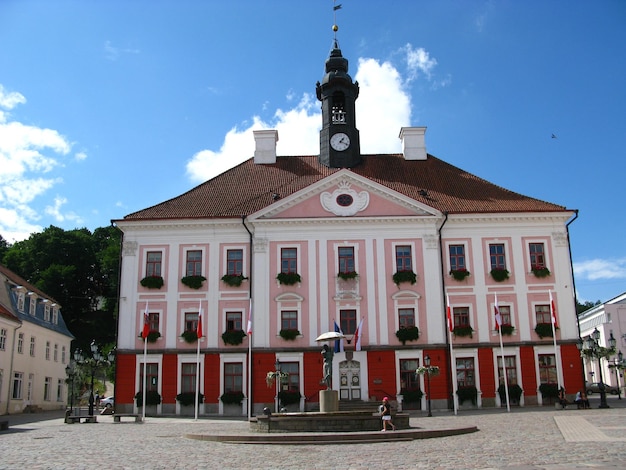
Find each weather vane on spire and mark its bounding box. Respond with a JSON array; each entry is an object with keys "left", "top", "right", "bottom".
[{"left": 333, "top": 1, "right": 342, "bottom": 39}]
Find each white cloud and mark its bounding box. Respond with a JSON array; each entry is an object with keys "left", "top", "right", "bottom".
[
  {"left": 403, "top": 44, "right": 438, "bottom": 82},
  {"left": 186, "top": 55, "right": 415, "bottom": 181},
  {"left": 104, "top": 40, "right": 140, "bottom": 61},
  {"left": 574, "top": 258, "right": 626, "bottom": 281},
  {"left": 0, "top": 84, "right": 76, "bottom": 242},
  {"left": 45, "top": 196, "right": 83, "bottom": 225},
  {"left": 75, "top": 151, "right": 87, "bottom": 161}
]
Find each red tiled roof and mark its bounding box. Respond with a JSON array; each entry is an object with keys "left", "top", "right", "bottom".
[
  {"left": 0, "top": 264, "right": 59, "bottom": 304},
  {"left": 120, "top": 154, "right": 566, "bottom": 221}
]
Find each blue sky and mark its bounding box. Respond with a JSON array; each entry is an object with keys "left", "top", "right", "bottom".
[{"left": 1, "top": 0, "right": 625, "bottom": 304}]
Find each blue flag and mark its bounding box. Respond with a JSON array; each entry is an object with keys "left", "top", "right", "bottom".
[{"left": 334, "top": 320, "right": 344, "bottom": 353}]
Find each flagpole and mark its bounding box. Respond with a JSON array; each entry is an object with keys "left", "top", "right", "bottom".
[
  {"left": 446, "top": 294, "right": 458, "bottom": 415},
  {"left": 142, "top": 335, "right": 147, "bottom": 422},
  {"left": 495, "top": 294, "right": 510, "bottom": 412},
  {"left": 549, "top": 290, "right": 563, "bottom": 389},
  {"left": 195, "top": 302, "right": 202, "bottom": 421}
]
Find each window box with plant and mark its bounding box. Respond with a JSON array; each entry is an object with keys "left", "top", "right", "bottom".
[
  {"left": 452, "top": 325, "right": 474, "bottom": 338},
  {"left": 530, "top": 266, "right": 551, "bottom": 278},
  {"left": 392, "top": 270, "right": 417, "bottom": 286},
  {"left": 221, "top": 274, "right": 247, "bottom": 287},
  {"left": 456, "top": 386, "right": 478, "bottom": 406},
  {"left": 181, "top": 275, "right": 206, "bottom": 289},
  {"left": 176, "top": 392, "right": 204, "bottom": 407},
  {"left": 134, "top": 390, "right": 162, "bottom": 407},
  {"left": 181, "top": 330, "right": 199, "bottom": 343},
  {"left": 490, "top": 268, "right": 510, "bottom": 282},
  {"left": 220, "top": 391, "right": 245, "bottom": 405},
  {"left": 276, "top": 272, "right": 302, "bottom": 286},
  {"left": 140, "top": 275, "right": 164, "bottom": 289},
  {"left": 534, "top": 323, "right": 557, "bottom": 338},
  {"left": 539, "top": 383, "right": 559, "bottom": 399},
  {"left": 337, "top": 271, "right": 358, "bottom": 281},
  {"left": 498, "top": 325, "right": 515, "bottom": 336},
  {"left": 449, "top": 268, "right": 471, "bottom": 281},
  {"left": 395, "top": 326, "right": 419, "bottom": 345},
  {"left": 138, "top": 331, "right": 161, "bottom": 343},
  {"left": 497, "top": 383, "right": 523, "bottom": 404},
  {"left": 279, "top": 329, "right": 300, "bottom": 341},
  {"left": 222, "top": 329, "right": 246, "bottom": 345}
]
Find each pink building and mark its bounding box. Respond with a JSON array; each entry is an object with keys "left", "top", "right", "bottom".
[{"left": 113, "top": 38, "right": 581, "bottom": 416}]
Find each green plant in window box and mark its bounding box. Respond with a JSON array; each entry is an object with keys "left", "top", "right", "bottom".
[
  {"left": 452, "top": 325, "right": 474, "bottom": 338},
  {"left": 176, "top": 392, "right": 204, "bottom": 407},
  {"left": 456, "top": 386, "right": 478, "bottom": 405},
  {"left": 181, "top": 330, "right": 198, "bottom": 343},
  {"left": 134, "top": 390, "right": 162, "bottom": 407},
  {"left": 490, "top": 268, "right": 510, "bottom": 282},
  {"left": 498, "top": 383, "right": 523, "bottom": 403},
  {"left": 498, "top": 325, "right": 515, "bottom": 336},
  {"left": 220, "top": 391, "right": 245, "bottom": 405},
  {"left": 449, "top": 268, "right": 471, "bottom": 281},
  {"left": 337, "top": 271, "right": 358, "bottom": 281},
  {"left": 392, "top": 270, "right": 417, "bottom": 286},
  {"left": 530, "top": 266, "right": 551, "bottom": 278},
  {"left": 538, "top": 383, "right": 559, "bottom": 399},
  {"left": 276, "top": 272, "right": 302, "bottom": 285},
  {"left": 181, "top": 275, "right": 206, "bottom": 289},
  {"left": 140, "top": 275, "right": 164, "bottom": 289},
  {"left": 221, "top": 274, "right": 248, "bottom": 287},
  {"left": 279, "top": 329, "right": 300, "bottom": 341},
  {"left": 278, "top": 390, "right": 302, "bottom": 406},
  {"left": 221, "top": 329, "right": 246, "bottom": 345},
  {"left": 395, "top": 326, "right": 420, "bottom": 345},
  {"left": 534, "top": 323, "right": 557, "bottom": 338},
  {"left": 400, "top": 388, "right": 424, "bottom": 403},
  {"left": 138, "top": 331, "right": 160, "bottom": 343}
]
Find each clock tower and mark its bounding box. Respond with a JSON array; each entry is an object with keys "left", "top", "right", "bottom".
[{"left": 316, "top": 37, "right": 361, "bottom": 168}]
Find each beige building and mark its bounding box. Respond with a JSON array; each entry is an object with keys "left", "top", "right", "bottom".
[{"left": 0, "top": 264, "right": 74, "bottom": 414}]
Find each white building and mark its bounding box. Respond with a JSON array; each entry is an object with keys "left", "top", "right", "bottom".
[{"left": 0, "top": 264, "right": 74, "bottom": 414}]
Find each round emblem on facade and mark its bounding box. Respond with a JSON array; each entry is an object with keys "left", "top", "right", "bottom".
[{"left": 336, "top": 194, "right": 353, "bottom": 207}]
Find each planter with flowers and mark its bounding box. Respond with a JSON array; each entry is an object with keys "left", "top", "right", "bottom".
[
  {"left": 498, "top": 325, "right": 515, "bottom": 336},
  {"left": 456, "top": 386, "right": 478, "bottom": 405},
  {"left": 392, "top": 270, "right": 417, "bottom": 286},
  {"left": 181, "top": 275, "right": 206, "bottom": 289},
  {"left": 450, "top": 268, "right": 470, "bottom": 281},
  {"left": 220, "top": 391, "right": 245, "bottom": 405},
  {"left": 138, "top": 331, "right": 161, "bottom": 343},
  {"left": 534, "top": 323, "right": 557, "bottom": 338},
  {"left": 279, "top": 329, "right": 300, "bottom": 341},
  {"left": 531, "top": 266, "right": 551, "bottom": 278},
  {"left": 222, "top": 329, "right": 246, "bottom": 346},
  {"left": 181, "top": 330, "right": 199, "bottom": 343},
  {"left": 452, "top": 325, "right": 474, "bottom": 338},
  {"left": 176, "top": 392, "right": 204, "bottom": 407},
  {"left": 221, "top": 274, "right": 248, "bottom": 287},
  {"left": 140, "top": 275, "right": 164, "bottom": 289},
  {"left": 278, "top": 390, "right": 302, "bottom": 407},
  {"left": 337, "top": 271, "right": 358, "bottom": 281},
  {"left": 276, "top": 272, "right": 302, "bottom": 286},
  {"left": 395, "top": 326, "right": 420, "bottom": 345},
  {"left": 490, "top": 268, "right": 510, "bottom": 282}
]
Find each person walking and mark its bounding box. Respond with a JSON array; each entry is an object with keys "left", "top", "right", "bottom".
[{"left": 381, "top": 397, "right": 395, "bottom": 431}]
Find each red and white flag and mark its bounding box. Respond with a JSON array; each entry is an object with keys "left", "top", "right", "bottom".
[
  {"left": 446, "top": 294, "right": 454, "bottom": 332},
  {"left": 494, "top": 294, "right": 502, "bottom": 331},
  {"left": 141, "top": 301, "right": 150, "bottom": 340},
  {"left": 354, "top": 318, "right": 364, "bottom": 351},
  {"left": 549, "top": 290, "right": 558, "bottom": 328},
  {"left": 247, "top": 299, "right": 252, "bottom": 335},
  {"left": 196, "top": 302, "right": 203, "bottom": 339}
]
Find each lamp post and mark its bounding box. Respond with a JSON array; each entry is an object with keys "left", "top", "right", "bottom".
[
  {"left": 274, "top": 359, "right": 281, "bottom": 413},
  {"left": 424, "top": 355, "right": 432, "bottom": 417},
  {"left": 74, "top": 340, "right": 115, "bottom": 416},
  {"left": 578, "top": 328, "right": 616, "bottom": 409},
  {"left": 609, "top": 350, "right": 624, "bottom": 400},
  {"left": 65, "top": 361, "right": 76, "bottom": 415}
]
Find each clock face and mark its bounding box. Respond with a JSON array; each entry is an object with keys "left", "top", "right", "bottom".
[{"left": 330, "top": 132, "right": 350, "bottom": 151}]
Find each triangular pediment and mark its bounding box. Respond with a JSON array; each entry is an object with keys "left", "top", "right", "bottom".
[{"left": 251, "top": 170, "right": 440, "bottom": 220}]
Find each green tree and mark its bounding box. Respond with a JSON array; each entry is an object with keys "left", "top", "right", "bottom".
[
  {"left": 3, "top": 225, "right": 120, "bottom": 351},
  {"left": 576, "top": 299, "right": 602, "bottom": 315}
]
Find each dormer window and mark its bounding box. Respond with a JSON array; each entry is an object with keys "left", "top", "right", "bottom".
[
  {"left": 17, "top": 292, "right": 25, "bottom": 311},
  {"left": 44, "top": 302, "right": 51, "bottom": 322},
  {"left": 29, "top": 295, "right": 37, "bottom": 315}
]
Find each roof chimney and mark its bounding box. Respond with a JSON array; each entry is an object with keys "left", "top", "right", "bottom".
[
  {"left": 253, "top": 129, "right": 279, "bottom": 164},
  {"left": 399, "top": 127, "right": 427, "bottom": 160}
]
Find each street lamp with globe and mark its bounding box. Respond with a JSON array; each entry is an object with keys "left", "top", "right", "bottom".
[{"left": 74, "top": 340, "right": 115, "bottom": 416}]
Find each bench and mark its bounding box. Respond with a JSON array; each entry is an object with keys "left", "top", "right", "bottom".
[
  {"left": 113, "top": 414, "right": 142, "bottom": 423},
  {"left": 65, "top": 415, "right": 97, "bottom": 424},
  {"left": 0, "top": 420, "right": 8, "bottom": 431}
]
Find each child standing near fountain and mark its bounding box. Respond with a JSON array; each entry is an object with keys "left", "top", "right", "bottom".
[{"left": 381, "top": 397, "right": 395, "bottom": 431}]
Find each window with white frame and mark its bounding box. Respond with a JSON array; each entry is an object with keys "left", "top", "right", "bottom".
[
  {"left": 226, "top": 311, "right": 242, "bottom": 331},
  {"left": 497, "top": 356, "right": 518, "bottom": 386},
  {"left": 280, "top": 362, "right": 300, "bottom": 392},
  {"left": 489, "top": 243, "right": 506, "bottom": 270},
  {"left": 181, "top": 363, "right": 197, "bottom": 394},
  {"left": 340, "top": 309, "right": 357, "bottom": 335},
  {"left": 12, "top": 372, "right": 23, "bottom": 399},
  {"left": 449, "top": 244, "right": 466, "bottom": 271},
  {"left": 186, "top": 250, "right": 203, "bottom": 277},
  {"left": 338, "top": 246, "right": 355, "bottom": 274},
  {"left": 398, "top": 308, "right": 415, "bottom": 328},
  {"left": 139, "top": 363, "right": 159, "bottom": 392},
  {"left": 280, "top": 310, "right": 298, "bottom": 331},
  {"left": 498, "top": 305, "right": 512, "bottom": 326},
  {"left": 535, "top": 304, "right": 551, "bottom": 325},
  {"left": 45, "top": 341, "right": 50, "bottom": 360},
  {"left": 400, "top": 358, "right": 420, "bottom": 392},
  {"left": 44, "top": 377, "right": 52, "bottom": 401},
  {"left": 395, "top": 245, "right": 412, "bottom": 272},
  {"left": 538, "top": 354, "right": 557, "bottom": 384},
  {"left": 44, "top": 303, "right": 51, "bottom": 321},
  {"left": 17, "top": 292, "right": 25, "bottom": 311},
  {"left": 226, "top": 249, "right": 244, "bottom": 276},
  {"left": 529, "top": 242, "right": 546, "bottom": 270},
  {"left": 54, "top": 344, "right": 58, "bottom": 362},
  {"left": 29, "top": 296, "right": 36, "bottom": 315},
  {"left": 57, "top": 378, "right": 63, "bottom": 402},
  {"left": 184, "top": 312, "right": 199, "bottom": 333},
  {"left": 456, "top": 358, "right": 475, "bottom": 387},
  {"left": 17, "top": 333, "right": 24, "bottom": 354},
  {"left": 224, "top": 363, "right": 243, "bottom": 393},
  {"left": 29, "top": 337, "right": 35, "bottom": 357},
  {"left": 280, "top": 247, "right": 298, "bottom": 274},
  {"left": 453, "top": 307, "right": 471, "bottom": 328},
  {"left": 146, "top": 251, "right": 162, "bottom": 277},
  {"left": 62, "top": 346, "right": 66, "bottom": 364},
  {"left": 0, "top": 328, "right": 7, "bottom": 350},
  {"left": 52, "top": 307, "right": 58, "bottom": 324}
]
